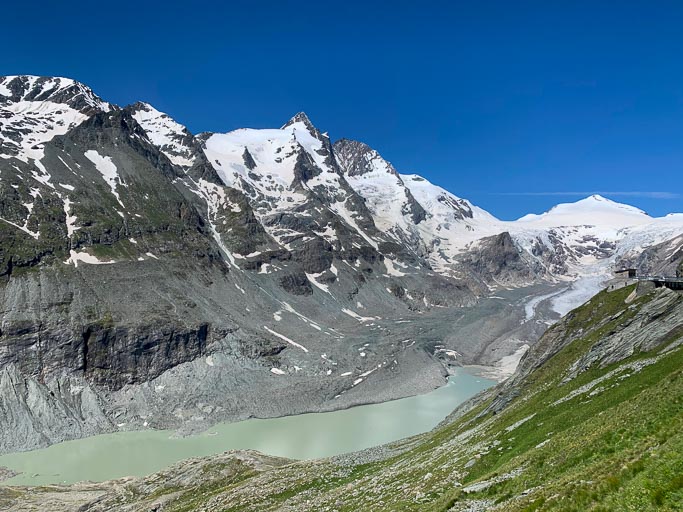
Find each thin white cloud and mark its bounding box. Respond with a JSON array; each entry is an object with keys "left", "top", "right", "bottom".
[{"left": 491, "top": 191, "right": 680, "bottom": 199}]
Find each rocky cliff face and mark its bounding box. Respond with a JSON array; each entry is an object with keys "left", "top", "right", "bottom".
[
  {"left": 0, "top": 75, "right": 682, "bottom": 454},
  {"left": 453, "top": 231, "right": 543, "bottom": 287}
]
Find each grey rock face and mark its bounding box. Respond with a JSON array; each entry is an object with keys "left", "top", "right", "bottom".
[
  {"left": 242, "top": 147, "right": 257, "bottom": 170},
  {"left": 278, "top": 271, "right": 314, "bottom": 295},
  {"left": 334, "top": 138, "right": 400, "bottom": 178},
  {"left": 455, "top": 232, "right": 540, "bottom": 286},
  {"left": 0, "top": 364, "right": 114, "bottom": 453}
]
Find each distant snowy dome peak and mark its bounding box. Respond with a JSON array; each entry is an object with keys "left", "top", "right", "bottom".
[
  {"left": 517, "top": 194, "right": 651, "bottom": 228},
  {"left": 558, "top": 194, "right": 648, "bottom": 215}
]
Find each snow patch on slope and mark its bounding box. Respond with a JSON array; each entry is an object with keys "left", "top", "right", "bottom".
[
  {"left": 65, "top": 250, "right": 115, "bottom": 267},
  {"left": 84, "top": 150, "right": 125, "bottom": 207},
  {"left": 63, "top": 197, "right": 79, "bottom": 237},
  {"left": 263, "top": 326, "right": 309, "bottom": 353},
  {"left": 0, "top": 101, "right": 88, "bottom": 163}
]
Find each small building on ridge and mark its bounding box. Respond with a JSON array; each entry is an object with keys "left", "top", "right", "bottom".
[{"left": 614, "top": 268, "right": 637, "bottom": 279}]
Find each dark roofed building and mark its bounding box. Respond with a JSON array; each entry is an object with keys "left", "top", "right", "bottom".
[{"left": 614, "top": 268, "right": 637, "bottom": 278}]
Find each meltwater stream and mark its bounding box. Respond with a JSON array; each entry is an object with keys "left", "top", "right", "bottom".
[{"left": 0, "top": 369, "right": 493, "bottom": 486}]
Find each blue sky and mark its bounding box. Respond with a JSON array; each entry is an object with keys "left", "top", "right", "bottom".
[{"left": 2, "top": 1, "right": 682, "bottom": 219}]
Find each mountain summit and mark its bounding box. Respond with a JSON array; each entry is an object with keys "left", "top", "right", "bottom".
[
  {"left": 517, "top": 194, "right": 651, "bottom": 228},
  {"left": 0, "top": 75, "right": 110, "bottom": 162},
  {"left": 281, "top": 111, "right": 315, "bottom": 130},
  {"left": 0, "top": 75, "right": 109, "bottom": 112}
]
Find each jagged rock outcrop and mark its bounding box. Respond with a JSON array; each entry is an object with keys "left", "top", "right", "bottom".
[{"left": 454, "top": 231, "right": 542, "bottom": 286}]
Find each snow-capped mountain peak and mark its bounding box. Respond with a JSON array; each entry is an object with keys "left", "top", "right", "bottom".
[
  {"left": 517, "top": 194, "right": 651, "bottom": 228},
  {"left": 282, "top": 111, "right": 316, "bottom": 131},
  {"left": 0, "top": 75, "right": 110, "bottom": 112},
  {"left": 285, "top": 119, "right": 334, "bottom": 166},
  {"left": 3, "top": 75, "right": 673, "bottom": 292},
  {"left": 551, "top": 194, "right": 648, "bottom": 216},
  {"left": 204, "top": 121, "right": 330, "bottom": 191},
  {"left": 0, "top": 75, "right": 111, "bottom": 163},
  {"left": 130, "top": 102, "right": 197, "bottom": 168}
]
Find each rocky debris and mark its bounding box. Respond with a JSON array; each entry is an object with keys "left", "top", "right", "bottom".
[
  {"left": 277, "top": 271, "right": 313, "bottom": 295},
  {"left": 447, "top": 499, "right": 495, "bottom": 512},
  {"left": 80, "top": 450, "right": 290, "bottom": 512},
  {"left": 0, "top": 466, "right": 17, "bottom": 481},
  {"left": 0, "top": 451, "right": 289, "bottom": 512},
  {"left": 0, "top": 365, "right": 114, "bottom": 453},
  {"left": 0, "top": 273, "right": 539, "bottom": 454}
]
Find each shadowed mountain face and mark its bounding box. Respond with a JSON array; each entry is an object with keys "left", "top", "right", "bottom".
[{"left": 0, "top": 75, "right": 682, "bottom": 454}]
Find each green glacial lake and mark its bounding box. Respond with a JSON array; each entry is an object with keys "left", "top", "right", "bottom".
[{"left": 0, "top": 369, "right": 493, "bottom": 486}]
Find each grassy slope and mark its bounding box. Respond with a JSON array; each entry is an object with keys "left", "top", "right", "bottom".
[{"left": 4, "top": 285, "right": 683, "bottom": 512}]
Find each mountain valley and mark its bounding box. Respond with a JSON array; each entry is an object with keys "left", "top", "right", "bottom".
[{"left": 0, "top": 73, "right": 681, "bottom": 471}]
